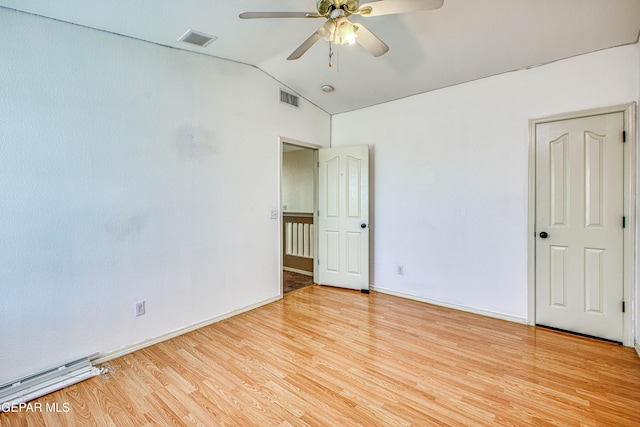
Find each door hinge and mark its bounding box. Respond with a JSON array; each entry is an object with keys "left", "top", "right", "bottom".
[
  {"left": 623, "top": 216, "right": 626, "bottom": 228},
  {"left": 622, "top": 301, "right": 626, "bottom": 313},
  {"left": 623, "top": 131, "right": 626, "bottom": 143}
]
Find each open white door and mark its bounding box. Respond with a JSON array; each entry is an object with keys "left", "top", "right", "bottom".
[{"left": 317, "top": 145, "right": 369, "bottom": 291}]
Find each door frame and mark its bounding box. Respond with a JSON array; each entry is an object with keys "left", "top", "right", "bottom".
[
  {"left": 527, "top": 103, "right": 636, "bottom": 346},
  {"left": 279, "top": 137, "right": 322, "bottom": 295}
]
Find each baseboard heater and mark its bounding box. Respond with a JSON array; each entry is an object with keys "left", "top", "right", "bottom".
[{"left": 0, "top": 354, "right": 100, "bottom": 411}]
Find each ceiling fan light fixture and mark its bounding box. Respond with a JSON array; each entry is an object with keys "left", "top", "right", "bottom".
[
  {"left": 318, "top": 20, "right": 336, "bottom": 41},
  {"left": 319, "top": 17, "right": 357, "bottom": 45},
  {"left": 329, "top": 8, "right": 346, "bottom": 20},
  {"left": 335, "top": 17, "right": 357, "bottom": 45}
]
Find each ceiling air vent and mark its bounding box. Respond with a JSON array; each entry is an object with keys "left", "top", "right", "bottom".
[
  {"left": 279, "top": 89, "right": 300, "bottom": 108},
  {"left": 178, "top": 29, "right": 217, "bottom": 47}
]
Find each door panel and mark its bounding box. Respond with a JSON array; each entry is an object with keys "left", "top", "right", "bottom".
[
  {"left": 584, "top": 248, "right": 604, "bottom": 313},
  {"left": 347, "top": 156, "right": 362, "bottom": 218},
  {"left": 585, "top": 132, "right": 604, "bottom": 227},
  {"left": 346, "top": 232, "right": 362, "bottom": 274},
  {"left": 326, "top": 231, "right": 340, "bottom": 272},
  {"left": 317, "top": 145, "right": 369, "bottom": 290},
  {"left": 549, "top": 134, "right": 568, "bottom": 226},
  {"left": 326, "top": 157, "right": 340, "bottom": 217},
  {"left": 549, "top": 245, "right": 567, "bottom": 307},
  {"left": 535, "top": 112, "right": 624, "bottom": 342}
]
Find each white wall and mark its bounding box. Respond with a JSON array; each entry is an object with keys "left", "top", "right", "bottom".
[
  {"left": 282, "top": 149, "right": 315, "bottom": 213},
  {"left": 636, "top": 38, "right": 640, "bottom": 352},
  {"left": 0, "top": 8, "right": 330, "bottom": 384},
  {"left": 332, "top": 44, "right": 639, "bottom": 322}
]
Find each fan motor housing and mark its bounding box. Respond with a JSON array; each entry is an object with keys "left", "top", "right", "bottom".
[{"left": 316, "top": 0, "right": 359, "bottom": 15}]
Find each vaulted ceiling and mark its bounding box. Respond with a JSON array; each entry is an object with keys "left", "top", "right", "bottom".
[{"left": 2, "top": 0, "right": 639, "bottom": 114}]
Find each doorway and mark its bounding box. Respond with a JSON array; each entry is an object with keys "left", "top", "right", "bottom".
[
  {"left": 279, "top": 139, "right": 371, "bottom": 294},
  {"left": 527, "top": 104, "right": 636, "bottom": 346},
  {"left": 281, "top": 140, "right": 318, "bottom": 293}
]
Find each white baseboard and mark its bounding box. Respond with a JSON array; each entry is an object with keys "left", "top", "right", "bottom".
[
  {"left": 371, "top": 286, "right": 528, "bottom": 325},
  {"left": 283, "top": 267, "right": 313, "bottom": 276},
  {"left": 92, "top": 295, "right": 281, "bottom": 366},
  {"left": 635, "top": 343, "right": 640, "bottom": 359}
]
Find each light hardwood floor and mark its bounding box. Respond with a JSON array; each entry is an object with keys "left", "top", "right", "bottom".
[{"left": 2, "top": 285, "right": 640, "bottom": 426}]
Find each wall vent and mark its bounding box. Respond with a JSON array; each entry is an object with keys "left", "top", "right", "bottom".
[
  {"left": 178, "top": 29, "right": 217, "bottom": 47},
  {"left": 280, "top": 89, "right": 300, "bottom": 108}
]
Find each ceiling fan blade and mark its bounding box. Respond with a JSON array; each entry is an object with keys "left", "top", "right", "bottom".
[
  {"left": 287, "top": 31, "right": 322, "bottom": 60},
  {"left": 239, "top": 11, "right": 319, "bottom": 19},
  {"left": 358, "top": 0, "right": 444, "bottom": 17},
  {"left": 354, "top": 23, "right": 389, "bottom": 57}
]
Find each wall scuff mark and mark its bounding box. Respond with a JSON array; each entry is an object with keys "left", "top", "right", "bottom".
[
  {"left": 105, "top": 215, "right": 146, "bottom": 241},
  {"left": 173, "top": 126, "right": 217, "bottom": 160}
]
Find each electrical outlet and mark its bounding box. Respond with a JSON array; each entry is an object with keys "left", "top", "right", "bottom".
[
  {"left": 397, "top": 265, "right": 404, "bottom": 275},
  {"left": 135, "top": 301, "right": 145, "bottom": 317},
  {"left": 270, "top": 209, "right": 279, "bottom": 219}
]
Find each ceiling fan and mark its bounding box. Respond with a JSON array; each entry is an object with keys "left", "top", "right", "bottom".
[{"left": 239, "top": 0, "right": 444, "bottom": 60}]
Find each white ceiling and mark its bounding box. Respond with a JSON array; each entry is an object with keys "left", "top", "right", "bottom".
[{"left": 2, "top": 0, "right": 639, "bottom": 114}]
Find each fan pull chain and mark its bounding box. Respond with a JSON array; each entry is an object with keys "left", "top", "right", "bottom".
[{"left": 328, "top": 43, "right": 334, "bottom": 67}]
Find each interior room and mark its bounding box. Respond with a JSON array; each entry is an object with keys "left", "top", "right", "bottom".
[{"left": 1, "top": 0, "right": 640, "bottom": 424}]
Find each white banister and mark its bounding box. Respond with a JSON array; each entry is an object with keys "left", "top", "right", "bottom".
[{"left": 285, "top": 221, "right": 314, "bottom": 259}]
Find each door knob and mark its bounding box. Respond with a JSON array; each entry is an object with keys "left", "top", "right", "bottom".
[
  {"left": 539, "top": 232, "right": 549, "bottom": 238},
  {"left": 361, "top": 223, "right": 367, "bottom": 229}
]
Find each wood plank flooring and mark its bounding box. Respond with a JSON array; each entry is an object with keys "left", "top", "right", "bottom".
[{"left": 2, "top": 285, "right": 640, "bottom": 426}]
